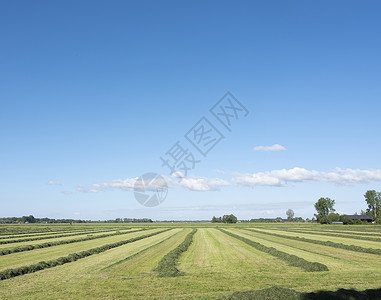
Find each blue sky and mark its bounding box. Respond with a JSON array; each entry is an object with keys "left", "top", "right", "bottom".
[{"left": 1, "top": 0, "right": 381, "bottom": 220}]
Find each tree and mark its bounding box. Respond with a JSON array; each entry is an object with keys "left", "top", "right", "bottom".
[
  {"left": 211, "top": 216, "right": 217, "bottom": 223},
  {"left": 327, "top": 213, "right": 340, "bottom": 223},
  {"left": 314, "top": 197, "right": 336, "bottom": 224},
  {"left": 364, "top": 190, "right": 381, "bottom": 222},
  {"left": 340, "top": 215, "right": 353, "bottom": 225},
  {"left": 21, "top": 215, "right": 36, "bottom": 223},
  {"left": 222, "top": 214, "right": 237, "bottom": 223},
  {"left": 286, "top": 209, "right": 294, "bottom": 221}
]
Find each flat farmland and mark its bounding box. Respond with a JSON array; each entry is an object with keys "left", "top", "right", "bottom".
[{"left": 0, "top": 224, "right": 380, "bottom": 299}]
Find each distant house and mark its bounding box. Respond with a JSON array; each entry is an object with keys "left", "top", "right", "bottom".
[{"left": 346, "top": 215, "right": 373, "bottom": 222}]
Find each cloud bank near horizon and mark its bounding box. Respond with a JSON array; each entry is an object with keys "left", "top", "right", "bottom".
[
  {"left": 233, "top": 167, "right": 381, "bottom": 187},
  {"left": 76, "top": 167, "right": 381, "bottom": 193}
]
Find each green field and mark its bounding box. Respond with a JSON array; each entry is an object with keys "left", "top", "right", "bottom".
[{"left": 0, "top": 223, "right": 380, "bottom": 299}]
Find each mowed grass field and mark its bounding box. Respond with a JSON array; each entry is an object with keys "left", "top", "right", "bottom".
[{"left": 0, "top": 223, "right": 381, "bottom": 299}]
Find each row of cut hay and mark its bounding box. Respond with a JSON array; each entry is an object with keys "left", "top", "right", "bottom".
[
  {"left": 276, "top": 229, "right": 381, "bottom": 242},
  {"left": 0, "top": 228, "right": 145, "bottom": 256},
  {"left": 154, "top": 228, "right": 197, "bottom": 277},
  {"left": 0, "top": 228, "right": 127, "bottom": 240},
  {"left": 245, "top": 229, "right": 381, "bottom": 256},
  {"left": 283, "top": 226, "right": 381, "bottom": 233},
  {"left": 103, "top": 231, "right": 178, "bottom": 270},
  {"left": 219, "top": 229, "right": 328, "bottom": 272},
  {"left": 0, "top": 226, "right": 106, "bottom": 236},
  {"left": 301, "top": 229, "right": 381, "bottom": 237},
  {"left": 0, "top": 229, "right": 171, "bottom": 281},
  {"left": 0, "top": 228, "right": 129, "bottom": 245}
]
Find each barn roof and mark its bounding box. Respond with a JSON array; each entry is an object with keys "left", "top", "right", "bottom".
[{"left": 345, "top": 214, "right": 373, "bottom": 220}]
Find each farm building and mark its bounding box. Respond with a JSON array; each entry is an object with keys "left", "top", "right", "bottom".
[{"left": 345, "top": 215, "right": 373, "bottom": 222}]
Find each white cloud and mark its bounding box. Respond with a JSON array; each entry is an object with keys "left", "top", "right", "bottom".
[
  {"left": 77, "top": 178, "right": 137, "bottom": 193},
  {"left": 76, "top": 167, "right": 381, "bottom": 194},
  {"left": 48, "top": 181, "right": 62, "bottom": 186},
  {"left": 233, "top": 167, "right": 381, "bottom": 187},
  {"left": 73, "top": 212, "right": 80, "bottom": 216},
  {"left": 233, "top": 171, "right": 286, "bottom": 186},
  {"left": 171, "top": 176, "right": 231, "bottom": 191},
  {"left": 77, "top": 174, "right": 230, "bottom": 193},
  {"left": 253, "top": 144, "right": 286, "bottom": 151}
]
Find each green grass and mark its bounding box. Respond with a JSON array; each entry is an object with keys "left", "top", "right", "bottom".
[
  {"left": 0, "top": 228, "right": 144, "bottom": 255},
  {"left": 0, "top": 229, "right": 100, "bottom": 240},
  {"left": 0, "top": 228, "right": 190, "bottom": 299},
  {"left": 0, "top": 224, "right": 380, "bottom": 299},
  {"left": 0, "top": 228, "right": 134, "bottom": 250},
  {"left": 277, "top": 228, "right": 381, "bottom": 242},
  {"left": 0, "top": 228, "right": 127, "bottom": 244},
  {"left": 295, "top": 228, "right": 381, "bottom": 237},
  {"left": 238, "top": 229, "right": 381, "bottom": 272},
  {"left": 0, "top": 229, "right": 170, "bottom": 280},
  {"left": 0, "top": 228, "right": 157, "bottom": 271},
  {"left": 245, "top": 228, "right": 381, "bottom": 255},
  {"left": 154, "top": 228, "right": 197, "bottom": 277},
  {"left": 220, "top": 229, "right": 328, "bottom": 272},
  {"left": 259, "top": 227, "right": 381, "bottom": 249}
]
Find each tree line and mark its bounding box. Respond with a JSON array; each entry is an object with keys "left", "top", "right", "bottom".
[
  {"left": 0, "top": 216, "right": 153, "bottom": 224},
  {"left": 209, "top": 189, "right": 380, "bottom": 225},
  {"left": 0, "top": 216, "right": 86, "bottom": 224},
  {"left": 313, "top": 189, "right": 381, "bottom": 224},
  {"left": 211, "top": 214, "right": 238, "bottom": 223}
]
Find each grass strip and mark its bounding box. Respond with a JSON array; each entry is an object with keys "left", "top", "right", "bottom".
[
  {"left": 302, "top": 227, "right": 381, "bottom": 233},
  {"left": 103, "top": 231, "right": 179, "bottom": 270},
  {"left": 0, "top": 228, "right": 146, "bottom": 256},
  {"left": 294, "top": 227, "right": 381, "bottom": 234},
  {"left": 257, "top": 226, "right": 381, "bottom": 233},
  {"left": 219, "top": 229, "right": 328, "bottom": 272},
  {"left": 0, "top": 228, "right": 171, "bottom": 281},
  {"left": 154, "top": 228, "right": 197, "bottom": 277},
  {"left": 0, "top": 228, "right": 127, "bottom": 240},
  {"left": 0, "top": 228, "right": 128, "bottom": 245},
  {"left": 245, "top": 229, "right": 381, "bottom": 256},
  {"left": 307, "top": 230, "right": 381, "bottom": 237},
  {"left": 278, "top": 229, "right": 381, "bottom": 242},
  {"left": 0, "top": 227, "right": 109, "bottom": 236}
]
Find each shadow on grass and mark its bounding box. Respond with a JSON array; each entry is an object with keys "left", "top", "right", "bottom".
[{"left": 219, "top": 285, "right": 381, "bottom": 300}]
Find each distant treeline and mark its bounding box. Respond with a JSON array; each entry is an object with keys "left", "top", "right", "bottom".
[
  {"left": 241, "top": 218, "right": 284, "bottom": 223},
  {"left": 109, "top": 218, "right": 153, "bottom": 223},
  {"left": 240, "top": 217, "right": 306, "bottom": 223},
  {"left": 0, "top": 216, "right": 153, "bottom": 224}
]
